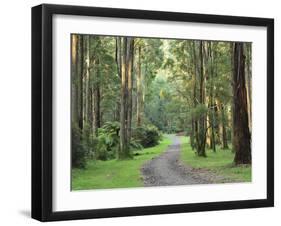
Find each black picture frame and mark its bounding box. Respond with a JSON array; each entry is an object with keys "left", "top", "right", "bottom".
[{"left": 32, "top": 3, "right": 274, "bottom": 222}]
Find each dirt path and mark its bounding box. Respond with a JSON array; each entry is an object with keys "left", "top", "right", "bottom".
[{"left": 142, "top": 135, "right": 220, "bottom": 186}]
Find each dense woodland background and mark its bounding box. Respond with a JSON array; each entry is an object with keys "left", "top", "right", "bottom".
[{"left": 71, "top": 34, "right": 252, "bottom": 169}]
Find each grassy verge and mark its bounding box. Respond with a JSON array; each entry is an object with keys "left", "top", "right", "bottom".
[
  {"left": 180, "top": 136, "right": 251, "bottom": 182},
  {"left": 72, "top": 135, "right": 172, "bottom": 190}
]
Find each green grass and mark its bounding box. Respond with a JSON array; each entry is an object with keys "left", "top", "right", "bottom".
[
  {"left": 180, "top": 136, "right": 251, "bottom": 182},
  {"left": 72, "top": 135, "right": 172, "bottom": 190}
]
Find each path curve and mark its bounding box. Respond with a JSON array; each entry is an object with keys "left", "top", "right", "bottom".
[{"left": 141, "top": 135, "right": 211, "bottom": 186}]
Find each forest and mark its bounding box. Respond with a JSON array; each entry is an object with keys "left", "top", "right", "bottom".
[{"left": 71, "top": 34, "right": 252, "bottom": 189}]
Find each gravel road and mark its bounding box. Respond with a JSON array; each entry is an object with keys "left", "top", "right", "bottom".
[{"left": 141, "top": 135, "right": 214, "bottom": 186}]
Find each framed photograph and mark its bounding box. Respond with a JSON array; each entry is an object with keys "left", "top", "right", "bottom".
[{"left": 32, "top": 4, "right": 274, "bottom": 221}]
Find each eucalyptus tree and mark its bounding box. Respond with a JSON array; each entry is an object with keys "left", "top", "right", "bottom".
[
  {"left": 232, "top": 42, "right": 251, "bottom": 164},
  {"left": 116, "top": 37, "right": 135, "bottom": 159}
]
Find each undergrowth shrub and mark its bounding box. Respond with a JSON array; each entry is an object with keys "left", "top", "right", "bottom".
[
  {"left": 133, "top": 124, "right": 162, "bottom": 148},
  {"left": 72, "top": 121, "right": 145, "bottom": 165},
  {"left": 96, "top": 121, "right": 120, "bottom": 160}
]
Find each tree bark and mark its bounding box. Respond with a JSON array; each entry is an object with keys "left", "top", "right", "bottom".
[
  {"left": 126, "top": 38, "right": 134, "bottom": 144},
  {"left": 210, "top": 97, "right": 216, "bottom": 152},
  {"left": 78, "top": 35, "right": 84, "bottom": 130},
  {"left": 192, "top": 41, "right": 198, "bottom": 152},
  {"left": 84, "top": 35, "right": 91, "bottom": 128},
  {"left": 214, "top": 101, "right": 221, "bottom": 145},
  {"left": 71, "top": 34, "right": 79, "bottom": 124},
  {"left": 119, "top": 37, "right": 127, "bottom": 159},
  {"left": 190, "top": 118, "right": 195, "bottom": 149},
  {"left": 229, "top": 43, "right": 235, "bottom": 152},
  {"left": 136, "top": 46, "right": 142, "bottom": 126},
  {"left": 207, "top": 42, "right": 216, "bottom": 152},
  {"left": 197, "top": 41, "right": 207, "bottom": 157},
  {"left": 233, "top": 43, "right": 251, "bottom": 164},
  {"left": 118, "top": 37, "right": 134, "bottom": 159},
  {"left": 220, "top": 103, "right": 229, "bottom": 149},
  {"left": 115, "top": 37, "right": 121, "bottom": 122},
  {"left": 93, "top": 58, "right": 101, "bottom": 136},
  {"left": 245, "top": 43, "right": 252, "bottom": 132}
]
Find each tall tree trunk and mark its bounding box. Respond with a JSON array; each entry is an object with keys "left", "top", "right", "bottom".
[
  {"left": 89, "top": 87, "right": 94, "bottom": 131},
  {"left": 210, "top": 96, "right": 216, "bottom": 152},
  {"left": 220, "top": 103, "right": 229, "bottom": 149},
  {"left": 190, "top": 41, "right": 201, "bottom": 155},
  {"left": 71, "top": 34, "right": 79, "bottom": 124},
  {"left": 214, "top": 101, "right": 221, "bottom": 145},
  {"left": 197, "top": 41, "right": 206, "bottom": 157},
  {"left": 115, "top": 38, "right": 121, "bottom": 123},
  {"left": 245, "top": 43, "right": 252, "bottom": 133},
  {"left": 119, "top": 37, "right": 127, "bottom": 159},
  {"left": 206, "top": 111, "right": 211, "bottom": 149},
  {"left": 190, "top": 118, "right": 195, "bottom": 149},
  {"left": 93, "top": 58, "right": 101, "bottom": 136},
  {"left": 229, "top": 43, "right": 235, "bottom": 152},
  {"left": 192, "top": 41, "right": 198, "bottom": 152},
  {"left": 126, "top": 38, "right": 134, "bottom": 144},
  {"left": 233, "top": 43, "right": 251, "bottom": 164},
  {"left": 76, "top": 35, "right": 84, "bottom": 130},
  {"left": 118, "top": 37, "right": 134, "bottom": 159},
  {"left": 84, "top": 35, "right": 91, "bottom": 128},
  {"left": 188, "top": 41, "right": 195, "bottom": 150},
  {"left": 136, "top": 46, "right": 142, "bottom": 126},
  {"left": 207, "top": 42, "right": 216, "bottom": 152}
]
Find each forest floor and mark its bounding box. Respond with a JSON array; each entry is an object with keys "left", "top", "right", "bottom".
[
  {"left": 71, "top": 136, "right": 172, "bottom": 190},
  {"left": 72, "top": 135, "right": 251, "bottom": 190},
  {"left": 180, "top": 136, "right": 251, "bottom": 183},
  {"left": 142, "top": 135, "right": 251, "bottom": 186},
  {"left": 142, "top": 135, "right": 222, "bottom": 186}
]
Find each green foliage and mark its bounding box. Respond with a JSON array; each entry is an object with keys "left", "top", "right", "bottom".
[
  {"left": 145, "top": 78, "right": 173, "bottom": 131},
  {"left": 96, "top": 121, "right": 120, "bottom": 160},
  {"left": 130, "top": 138, "right": 143, "bottom": 150},
  {"left": 133, "top": 124, "right": 162, "bottom": 148},
  {"left": 96, "top": 121, "right": 143, "bottom": 160},
  {"left": 190, "top": 104, "right": 208, "bottom": 120}
]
